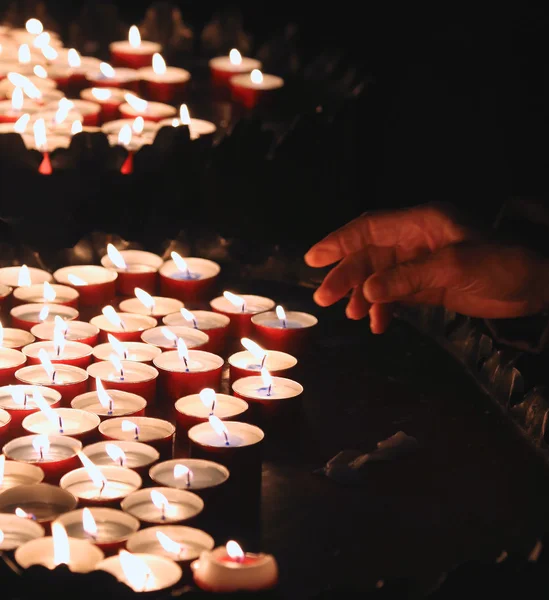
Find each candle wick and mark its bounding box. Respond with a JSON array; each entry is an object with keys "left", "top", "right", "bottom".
[
  {"left": 99, "top": 480, "right": 106, "bottom": 496},
  {"left": 185, "top": 268, "right": 191, "bottom": 280},
  {"left": 56, "top": 345, "right": 61, "bottom": 357},
  {"left": 187, "top": 472, "right": 191, "bottom": 488},
  {"left": 282, "top": 319, "right": 287, "bottom": 329},
  {"left": 119, "top": 457, "right": 124, "bottom": 467},
  {"left": 223, "top": 431, "right": 230, "bottom": 446},
  {"left": 120, "top": 369, "right": 124, "bottom": 381},
  {"left": 124, "top": 349, "right": 129, "bottom": 360},
  {"left": 267, "top": 385, "right": 272, "bottom": 397},
  {"left": 23, "top": 395, "right": 28, "bottom": 408},
  {"left": 183, "top": 357, "right": 189, "bottom": 373},
  {"left": 193, "top": 319, "right": 198, "bottom": 329},
  {"left": 241, "top": 303, "right": 246, "bottom": 313},
  {"left": 39, "top": 448, "right": 43, "bottom": 461},
  {"left": 161, "top": 505, "right": 166, "bottom": 521},
  {"left": 260, "top": 355, "right": 266, "bottom": 369},
  {"left": 134, "top": 427, "right": 139, "bottom": 441},
  {"left": 51, "top": 369, "right": 56, "bottom": 384},
  {"left": 58, "top": 416, "right": 64, "bottom": 434},
  {"left": 108, "top": 400, "right": 113, "bottom": 416}
]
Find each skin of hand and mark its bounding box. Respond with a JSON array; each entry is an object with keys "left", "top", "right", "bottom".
[{"left": 305, "top": 204, "right": 549, "bottom": 333}]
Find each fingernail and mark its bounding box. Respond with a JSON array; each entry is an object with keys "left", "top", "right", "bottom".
[{"left": 364, "top": 277, "right": 388, "bottom": 302}]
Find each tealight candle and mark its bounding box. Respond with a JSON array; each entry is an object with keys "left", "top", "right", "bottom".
[
  {"left": 164, "top": 309, "right": 230, "bottom": 355},
  {"left": 90, "top": 310, "right": 157, "bottom": 343},
  {"left": 101, "top": 117, "right": 159, "bottom": 138},
  {"left": 53, "top": 265, "right": 118, "bottom": 308},
  {"left": 10, "top": 303, "right": 79, "bottom": 332},
  {"left": 251, "top": 306, "right": 318, "bottom": 354},
  {"left": 0, "top": 513, "right": 45, "bottom": 550},
  {"left": 119, "top": 92, "right": 177, "bottom": 123},
  {"left": 0, "top": 384, "right": 61, "bottom": 436},
  {"left": 174, "top": 392, "right": 248, "bottom": 435},
  {"left": 23, "top": 340, "right": 94, "bottom": 369},
  {"left": 100, "top": 246, "right": 164, "bottom": 296},
  {"left": 82, "top": 440, "right": 159, "bottom": 479},
  {"left": 44, "top": 98, "right": 101, "bottom": 126},
  {"left": 0, "top": 326, "right": 35, "bottom": 350},
  {"left": 23, "top": 407, "right": 100, "bottom": 443},
  {"left": 87, "top": 360, "right": 159, "bottom": 404},
  {"left": 192, "top": 541, "right": 278, "bottom": 593},
  {"left": 0, "top": 481, "right": 78, "bottom": 523},
  {"left": 156, "top": 103, "right": 217, "bottom": 141},
  {"left": 0, "top": 92, "right": 40, "bottom": 122},
  {"left": 228, "top": 338, "right": 297, "bottom": 383},
  {"left": 31, "top": 319, "right": 100, "bottom": 346},
  {"left": 121, "top": 487, "right": 203, "bottom": 525},
  {"left": 97, "top": 551, "right": 182, "bottom": 593},
  {"left": 230, "top": 69, "right": 284, "bottom": 109},
  {"left": 141, "top": 325, "right": 208, "bottom": 351},
  {"left": 138, "top": 53, "right": 191, "bottom": 103},
  {"left": 0, "top": 348, "right": 27, "bottom": 385},
  {"left": 110, "top": 25, "right": 161, "bottom": 69},
  {"left": 210, "top": 293, "right": 275, "bottom": 338},
  {"left": 0, "top": 265, "right": 52, "bottom": 288},
  {"left": 0, "top": 407, "right": 11, "bottom": 442},
  {"left": 0, "top": 456, "right": 44, "bottom": 491},
  {"left": 93, "top": 339, "right": 162, "bottom": 365},
  {"left": 53, "top": 49, "right": 102, "bottom": 95},
  {"left": 119, "top": 295, "right": 184, "bottom": 319},
  {"left": 209, "top": 49, "right": 262, "bottom": 89},
  {"left": 31, "top": 107, "right": 84, "bottom": 135},
  {"left": 71, "top": 388, "right": 147, "bottom": 420},
  {"left": 153, "top": 348, "right": 224, "bottom": 402},
  {"left": 159, "top": 254, "right": 221, "bottom": 302},
  {"left": 80, "top": 87, "right": 134, "bottom": 122},
  {"left": 13, "top": 282, "right": 79, "bottom": 308},
  {"left": 16, "top": 362, "right": 89, "bottom": 405},
  {"left": 86, "top": 62, "right": 139, "bottom": 92},
  {"left": 150, "top": 459, "right": 229, "bottom": 498},
  {"left": 99, "top": 417, "right": 175, "bottom": 461}
]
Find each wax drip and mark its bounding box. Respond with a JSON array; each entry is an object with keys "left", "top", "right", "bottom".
[{"left": 58, "top": 416, "right": 64, "bottom": 434}]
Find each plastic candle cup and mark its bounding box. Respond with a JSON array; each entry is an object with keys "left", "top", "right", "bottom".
[
  {"left": 0, "top": 513, "right": 45, "bottom": 550},
  {"left": 87, "top": 360, "right": 159, "bottom": 404},
  {"left": 15, "top": 362, "right": 89, "bottom": 405},
  {"left": 13, "top": 282, "right": 79, "bottom": 308},
  {"left": 141, "top": 325, "right": 208, "bottom": 351},
  {"left": 163, "top": 309, "right": 230, "bottom": 356},
  {"left": 0, "top": 326, "right": 35, "bottom": 351},
  {"left": 0, "top": 385, "right": 61, "bottom": 436},
  {"left": 44, "top": 98, "right": 101, "bottom": 126},
  {"left": 0, "top": 90, "right": 40, "bottom": 123},
  {"left": 0, "top": 456, "right": 45, "bottom": 492},
  {"left": 121, "top": 487, "right": 204, "bottom": 526},
  {"left": 90, "top": 309, "right": 157, "bottom": 343},
  {"left": 23, "top": 340, "right": 94, "bottom": 370},
  {"left": 156, "top": 103, "right": 217, "bottom": 141},
  {"left": 192, "top": 541, "right": 278, "bottom": 593},
  {"left": 82, "top": 440, "right": 159, "bottom": 480},
  {"left": 101, "top": 117, "right": 158, "bottom": 139},
  {"left": 0, "top": 265, "right": 52, "bottom": 289},
  {"left": 71, "top": 388, "right": 147, "bottom": 420},
  {"left": 230, "top": 69, "right": 284, "bottom": 109},
  {"left": 119, "top": 92, "right": 177, "bottom": 123},
  {"left": 53, "top": 265, "right": 118, "bottom": 308},
  {"left": 110, "top": 25, "right": 161, "bottom": 69},
  {"left": 100, "top": 246, "right": 163, "bottom": 296},
  {"left": 10, "top": 303, "right": 79, "bottom": 332},
  {"left": 210, "top": 293, "right": 275, "bottom": 338},
  {"left": 31, "top": 320, "right": 100, "bottom": 346},
  {"left": 93, "top": 339, "right": 162, "bottom": 365},
  {"left": 138, "top": 53, "right": 190, "bottom": 103},
  {"left": 55, "top": 507, "right": 140, "bottom": 555},
  {"left": 22, "top": 407, "right": 100, "bottom": 443},
  {"left": 96, "top": 551, "right": 182, "bottom": 593},
  {"left": 86, "top": 62, "right": 140, "bottom": 93},
  {"left": 0, "top": 407, "right": 11, "bottom": 442},
  {"left": 80, "top": 87, "right": 134, "bottom": 122},
  {"left": 228, "top": 338, "right": 297, "bottom": 384},
  {"left": 209, "top": 49, "right": 262, "bottom": 89},
  {"left": 119, "top": 295, "right": 184, "bottom": 320},
  {"left": 174, "top": 392, "right": 248, "bottom": 434},
  {"left": 153, "top": 348, "right": 224, "bottom": 403},
  {"left": 159, "top": 254, "right": 221, "bottom": 303},
  {"left": 99, "top": 417, "right": 175, "bottom": 461},
  {"left": 0, "top": 348, "right": 27, "bottom": 385},
  {"left": 251, "top": 306, "right": 318, "bottom": 354}
]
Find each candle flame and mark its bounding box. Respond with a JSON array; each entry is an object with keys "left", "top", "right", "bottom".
[
  {"left": 53, "top": 321, "right": 66, "bottom": 356},
  {"left": 43, "top": 281, "right": 56, "bottom": 302},
  {"left": 180, "top": 308, "right": 196, "bottom": 326},
  {"left": 54, "top": 315, "right": 69, "bottom": 335},
  {"left": 18, "top": 44, "right": 31, "bottom": 65},
  {"left": 77, "top": 451, "right": 108, "bottom": 493},
  {"left": 33, "top": 64, "right": 48, "bottom": 78},
  {"left": 107, "top": 334, "right": 128, "bottom": 360},
  {"left": 8, "top": 73, "right": 41, "bottom": 100},
  {"left": 41, "top": 45, "right": 58, "bottom": 61},
  {"left": 15, "top": 507, "right": 35, "bottom": 519},
  {"left": 52, "top": 522, "right": 70, "bottom": 566},
  {"left": 156, "top": 530, "right": 184, "bottom": 555},
  {"left": 32, "top": 434, "right": 50, "bottom": 456},
  {"left": 150, "top": 490, "right": 175, "bottom": 516},
  {"left": 118, "top": 124, "right": 132, "bottom": 147},
  {"left": 9, "top": 385, "right": 26, "bottom": 406},
  {"left": 276, "top": 305, "right": 287, "bottom": 324},
  {"left": 119, "top": 551, "right": 155, "bottom": 592},
  {"left": 177, "top": 337, "right": 189, "bottom": 362},
  {"left": 152, "top": 53, "right": 166, "bottom": 75},
  {"left": 0, "top": 529, "right": 4, "bottom": 544},
  {"left": 38, "top": 305, "right": 49, "bottom": 322},
  {"left": 54, "top": 99, "right": 73, "bottom": 125},
  {"left": 250, "top": 69, "right": 263, "bottom": 84},
  {"left": 105, "top": 443, "right": 126, "bottom": 466},
  {"left": 124, "top": 93, "right": 148, "bottom": 114},
  {"left": 99, "top": 62, "right": 115, "bottom": 79},
  {"left": 132, "top": 116, "right": 144, "bottom": 135},
  {"left": 199, "top": 388, "right": 216, "bottom": 411},
  {"left": 82, "top": 507, "right": 97, "bottom": 538},
  {"left": 226, "top": 540, "right": 245, "bottom": 560},
  {"left": 96, "top": 378, "right": 114, "bottom": 412},
  {"left": 171, "top": 118, "right": 179, "bottom": 127},
  {"left": 170, "top": 251, "right": 188, "bottom": 272},
  {"left": 33, "top": 118, "right": 47, "bottom": 152},
  {"left": 26, "top": 19, "right": 44, "bottom": 35},
  {"left": 223, "top": 291, "right": 245, "bottom": 310},
  {"left": 17, "top": 265, "right": 31, "bottom": 287},
  {"left": 241, "top": 338, "right": 267, "bottom": 362},
  {"left": 13, "top": 113, "right": 30, "bottom": 134},
  {"left": 102, "top": 305, "right": 124, "bottom": 329},
  {"left": 173, "top": 463, "right": 193, "bottom": 484},
  {"left": 91, "top": 87, "right": 112, "bottom": 101},
  {"left": 161, "top": 327, "right": 177, "bottom": 343},
  {"left": 67, "top": 273, "right": 87, "bottom": 286},
  {"left": 178, "top": 104, "right": 190, "bottom": 125},
  {"left": 261, "top": 367, "right": 273, "bottom": 389},
  {"left": 135, "top": 288, "right": 155, "bottom": 311},
  {"left": 71, "top": 120, "right": 83, "bottom": 135},
  {"left": 121, "top": 420, "right": 139, "bottom": 437},
  {"left": 38, "top": 349, "right": 56, "bottom": 382},
  {"left": 107, "top": 243, "right": 127, "bottom": 269},
  {"left": 109, "top": 353, "right": 125, "bottom": 378},
  {"left": 128, "top": 25, "right": 141, "bottom": 48},
  {"left": 229, "top": 49, "right": 242, "bottom": 66},
  {"left": 209, "top": 415, "right": 229, "bottom": 441},
  {"left": 67, "top": 48, "right": 81, "bottom": 68},
  {"left": 0, "top": 454, "right": 5, "bottom": 485},
  {"left": 11, "top": 87, "right": 24, "bottom": 112},
  {"left": 33, "top": 388, "right": 59, "bottom": 425},
  {"left": 33, "top": 32, "right": 51, "bottom": 50}
]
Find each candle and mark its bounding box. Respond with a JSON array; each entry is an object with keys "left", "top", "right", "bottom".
[
  {"left": 100, "top": 245, "right": 164, "bottom": 296},
  {"left": 228, "top": 338, "right": 297, "bottom": 383},
  {"left": 210, "top": 292, "right": 275, "bottom": 338},
  {"left": 23, "top": 340, "right": 93, "bottom": 370},
  {"left": 90, "top": 308, "right": 157, "bottom": 343},
  {"left": 163, "top": 309, "right": 230, "bottom": 355},
  {"left": 0, "top": 513, "right": 45, "bottom": 550},
  {"left": 192, "top": 541, "right": 278, "bottom": 592},
  {"left": 13, "top": 282, "right": 79, "bottom": 308},
  {"left": 44, "top": 98, "right": 101, "bottom": 126},
  {"left": 110, "top": 25, "right": 161, "bottom": 69},
  {"left": 251, "top": 306, "right": 318, "bottom": 354},
  {"left": 209, "top": 49, "right": 262, "bottom": 89},
  {"left": 53, "top": 265, "right": 118, "bottom": 307},
  {"left": 0, "top": 347, "right": 27, "bottom": 385},
  {"left": 119, "top": 292, "right": 183, "bottom": 319},
  {"left": 0, "top": 325, "right": 34, "bottom": 350},
  {"left": 153, "top": 345, "right": 224, "bottom": 402},
  {"left": 0, "top": 384, "right": 61, "bottom": 436},
  {"left": 93, "top": 337, "right": 162, "bottom": 365},
  {"left": 80, "top": 87, "right": 134, "bottom": 122},
  {"left": 141, "top": 325, "right": 209, "bottom": 351},
  {"left": 0, "top": 481, "right": 78, "bottom": 523},
  {"left": 159, "top": 253, "right": 220, "bottom": 302},
  {"left": 82, "top": 440, "right": 159, "bottom": 478},
  {"left": 101, "top": 116, "right": 158, "bottom": 138},
  {"left": 0, "top": 88, "right": 39, "bottom": 123},
  {"left": 0, "top": 265, "right": 52, "bottom": 288},
  {"left": 156, "top": 103, "right": 217, "bottom": 141},
  {"left": 138, "top": 53, "right": 190, "bottom": 104},
  {"left": 99, "top": 416, "right": 175, "bottom": 461},
  {"left": 0, "top": 455, "right": 44, "bottom": 491},
  {"left": 71, "top": 385, "right": 147, "bottom": 420},
  {"left": 10, "top": 302, "right": 79, "bottom": 331},
  {"left": 86, "top": 62, "right": 139, "bottom": 92},
  {"left": 121, "top": 487, "right": 203, "bottom": 525},
  {"left": 31, "top": 319, "right": 100, "bottom": 346},
  {"left": 126, "top": 525, "right": 214, "bottom": 565},
  {"left": 230, "top": 69, "right": 284, "bottom": 109},
  {"left": 23, "top": 407, "right": 100, "bottom": 442},
  {"left": 149, "top": 459, "right": 229, "bottom": 496},
  {"left": 87, "top": 360, "right": 159, "bottom": 404},
  {"left": 54, "top": 49, "right": 102, "bottom": 95},
  {"left": 97, "top": 551, "right": 182, "bottom": 593},
  {"left": 15, "top": 521, "right": 104, "bottom": 572},
  {"left": 3, "top": 434, "right": 82, "bottom": 483},
  {"left": 119, "top": 92, "right": 177, "bottom": 123},
  {"left": 174, "top": 390, "right": 248, "bottom": 434},
  {"left": 32, "top": 105, "right": 84, "bottom": 135}
]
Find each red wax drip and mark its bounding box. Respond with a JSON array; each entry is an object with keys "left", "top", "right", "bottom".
[
  {"left": 38, "top": 152, "right": 52, "bottom": 175},
  {"left": 120, "top": 152, "right": 134, "bottom": 175}
]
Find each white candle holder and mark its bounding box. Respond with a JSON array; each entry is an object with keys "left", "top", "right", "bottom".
[
  {"left": 121, "top": 486, "right": 204, "bottom": 525},
  {"left": 82, "top": 440, "right": 159, "bottom": 473},
  {"left": 0, "top": 482, "right": 78, "bottom": 523},
  {"left": 149, "top": 459, "right": 229, "bottom": 492},
  {"left": 0, "top": 513, "right": 45, "bottom": 550},
  {"left": 92, "top": 341, "right": 162, "bottom": 364},
  {"left": 0, "top": 459, "right": 44, "bottom": 492},
  {"left": 0, "top": 266, "right": 52, "bottom": 288},
  {"left": 141, "top": 326, "right": 209, "bottom": 350},
  {"left": 60, "top": 465, "right": 142, "bottom": 504}
]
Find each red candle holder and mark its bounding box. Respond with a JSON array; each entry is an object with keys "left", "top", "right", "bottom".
[
  {"left": 42, "top": 65, "right": 72, "bottom": 92},
  {"left": 82, "top": 440, "right": 160, "bottom": 481},
  {"left": 59, "top": 99, "right": 101, "bottom": 127},
  {"left": 138, "top": 65, "right": 191, "bottom": 104},
  {"left": 0, "top": 266, "right": 52, "bottom": 289},
  {"left": 141, "top": 326, "right": 208, "bottom": 351},
  {"left": 230, "top": 72, "right": 284, "bottom": 110},
  {"left": 163, "top": 311, "right": 230, "bottom": 356},
  {"left": 119, "top": 100, "right": 177, "bottom": 123},
  {"left": 109, "top": 36, "right": 161, "bottom": 69},
  {"left": 119, "top": 296, "right": 184, "bottom": 320},
  {"left": 0, "top": 348, "right": 27, "bottom": 385},
  {"left": 228, "top": 349, "right": 297, "bottom": 384},
  {"left": 0, "top": 407, "right": 11, "bottom": 444},
  {"left": 10, "top": 303, "right": 79, "bottom": 332},
  {"left": 251, "top": 310, "right": 318, "bottom": 355},
  {"left": 210, "top": 295, "right": 275, "bottom": 338},
  {"left": 209, "top": 54, "right": 262, "bottom": 90},
  {"left": 174, "top": 393, "right": 249, "bottom": 435},
  {"left": 87, "top": 361, "right": 159, "bottom": 405},
  {"left": 23, "top": 341, "right": 93, "bottom": 370},
  {"left": 100, "top": 249, "right": 163, "bottom": 296},
  {"left": 72, "top": 389, "right": 147, "bottom": 420},
  {"left": 15, "top": 363, "right": 89, "bottom": 406},
  {"left": 0, "top": 328, "right": 35, "bottom": 351},
  {"left": 90, "top": 313, "right": 158, "bottom": 344},
  {"left": 13, "top": 283, "right": 79, "bottom": 309},
  {"left": 159, "top": 258, "right": 220, "bottom": 303},
  {"left": 0, "top": 385, "right": 62, "bottom": 438},
  {"left": 153, "top": 351, "right": 224, "bottom": 403},
  {"left": 22, "top": 407, "right": 101, "bottom": 444},
  {"left": 80, "top": 87, "right": 134, "bottom": 123},
  {"left": 86, "top": 67, "right": 140, "bottom": 93},
  {"left": 31, "top": 320, "right": 100, "bottom": 347},
  {"left": 53, "top": 266, "right": 118, "bottom": 308},
  {"left": 92, "top": 341, "right": 162, "bottom": 365}
]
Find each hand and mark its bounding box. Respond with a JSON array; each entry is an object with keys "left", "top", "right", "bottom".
[{"left": 305, "top": 203, "right": 471, "bottom": 332}]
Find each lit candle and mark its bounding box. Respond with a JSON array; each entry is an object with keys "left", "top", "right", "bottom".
[
  {"left": 0, "top": 454, "right": 44, "bottom": 492},
  {"left": 0, "top": 264, "right": 52, "bottom": 288},
  {"left": 80, "top": 87, "right": 135, "bottom": 122},
  {"left": 119, "top": 288, "right": 183, "bottom": 319},
  {"left": 209, "top": 49, "right": 262, "bottom": 89},
  {"left": 153, "top": 340, "right": 224, "bottom": 402},
  {"left": 10, "top": 302, "right": 79, "bottom": 332},
  {"left": 87, "top": 358, "right": 159, "bottom": 404},
  {"left": 110, "top": 25, "right": 161, "bottom": 69},
  {"left": 23, "top": 335, "right": 93, "bottom": 370},
  {"left": 150, "top": 459, "right": 229, "bottom": 497},
  {"left": 92, "top": 335, "right": 162, "bottom": 365},
  {"left": 192, "top": 540, "right": 278, "bottom": 592},
  {"left": 121, "top": 487, "right": 203, "bottom": 525},
  {"left": 82, "top": 440, "right": 160, "bottom": 478},
  {"left": 101, "top": 116, "right": 158, "bottom": 139},
  {"left": 0, "top": 346, "right": 27, "bottom": 385},
  {"left": 22, "top": 401, "right": 100, "bottom": 442},
  {"left": 230, "top": 68, "right": 285, "bottom": 109},
  {"left": 0, "top": 86, "right": 39, "bottom": 122},
  {"left": 163, "top": 309, "right": 230, "bottom": 355},
  {"left": 90, "top": 307, "right": 157, "bottom": 343},
  {"left": 174, "top": 390, "right": 248, "bottom": 434},
  {"left": 159, "top": 252, "right": 221, "bottom": 302},
  {"left": 100, "top": 245, "right": 164, "bottom": 295},
  {"left": 251, "top": 305, "right": 318, "bottom": 354},
  {"left": 228, "top": 337, "right": 297, "bottom": 383},
  {"left": 60, "top": 48, "right": 102, "bottom": 95},
  {"left": 0, "top": 384, "right": 61, "bottom": 436},
  {"left": 71, "top": 380, "right": 147, "bottom": 419},
  {"left": 86, "top": 61, "right": 139, "bottom": 92},
  {"left": 0, "top": 513, "right": 45, "bottom": 551},
  {"left": 0, "top": 322, "right": 35, "bottom": 350},
  {"left": 210, "top": 292, "right": 275, "bottom": 338},
  {"left": 156, "top": 103, "right": 217, "bottom": 141},
  {"left": 141, "top": 325, "right": 209, "bottom": 351},
  {"left": 53, "top": 265, "right": 118, "bottom": 308},
  {"left": 119, "top": 91, "right": 177, "bottom": 123},
  {"left": 31, "top": 318, "right": 100, "bottom": 346},
  {"left": 13, "top": 281, "right": 79, "bottom": 308},
  {"left": 44, "top": 98, "right": 102, "bottom": 126},
  {"left": 138, "top": 53, "right": 191, "bottom": 103}
]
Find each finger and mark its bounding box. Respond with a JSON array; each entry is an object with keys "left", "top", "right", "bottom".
[
  {"left": 346, "top": 286, "right": 371, "bottom": 320},
  {"left": 369, "top": 303, "right": 394, "bottom": 334}
]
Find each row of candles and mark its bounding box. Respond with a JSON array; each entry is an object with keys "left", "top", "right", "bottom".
[{"left": 0, "top": 244, "right": 316, "bottom": 593}]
